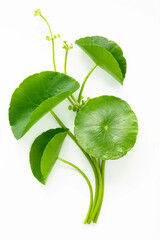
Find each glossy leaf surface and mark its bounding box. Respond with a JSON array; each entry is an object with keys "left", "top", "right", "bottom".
[
  {"left": 9, "top": 71, "right": 79, "bottom": 139},
  {"left": 30, "top": 128, "right": 68, "bottom": 184},
  {"left": 75, "top": 36, "right": 126, "bottom": 84},
  {"left": 74, "top": 96, "right": 138, "bottom": 160}
]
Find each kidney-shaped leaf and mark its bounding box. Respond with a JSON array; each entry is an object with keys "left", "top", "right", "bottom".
[
  {"left": 74, "top": 96, "right": 138, "bottom": 160},
  {"left": 9, "top": 71, "right": 80, "bottom": 139},
  {"left": 75, "top": 36, "right": 127, "bottom": 84},
  {"left": 30, "top": 128, "right": 68, "bottom": 184}
]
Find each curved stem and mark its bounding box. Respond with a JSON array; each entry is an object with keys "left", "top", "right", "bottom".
[
  {"left": 50, "top": 110, "right": 99, "bottom": 222},
  {"left": 93, "top": 160, "right": 106, "bottom": 223},
  {"left": 78, "top": 64, "right": 97, "bottom": 103},
  {"left": 87, "top": 159, "right": 99, "bottom": 223},
  {"left": 58, "top": 157, "right": 93, "bottom": 223},
  {"left": 40, "top": 15, "right": 78, "bottom": 107},
  {"left": 40, "top": 14, "right": 56, "bottom": 71},
  {"left": 50, "top": 110, "right": 98, "bottom": 187},
  {"left": 88, "top": 157, "right": 103, "bottom": 222},
  {"left": 87, "top": 158, "right": 101, "bottom": 223}
]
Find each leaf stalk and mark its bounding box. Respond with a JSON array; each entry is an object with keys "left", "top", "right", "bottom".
[
  {"left": 78, "top": 64, "right": 97, "bottom": 103},
  {"left": 93, "top": 160, "right": 106, "bottom": 222},
  {"left": 39, "top": 14, "right": 57, "bottom": 71},
  {"left": 58, "top": 157, "right": 93, "bottom": 223},
  {"left": 50, "top": 110, "right": 102, "bottom": 223}
]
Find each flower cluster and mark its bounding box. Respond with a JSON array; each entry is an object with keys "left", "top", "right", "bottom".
[
  {"left": 62, "top": 41, "right": 73, "bottom": 50},
  {"left": 34, "top": 9, "right": 41, "bottom": 16},
  {"left": 46, "top": 34, "right": 60, "bottom": 41}
]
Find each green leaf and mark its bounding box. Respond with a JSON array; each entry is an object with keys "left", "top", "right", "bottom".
[
  {"left": 9, "top": 71, "right": 80, "bottom": 139},
  {"left": 74, "top": 96, "right": 138, "bottom": 160},
  {"left": 29, "top": 128, "right": 68, "bottom": 184},
  {"left": 75, "top": 36, "right": 127, "bottom": 84}
]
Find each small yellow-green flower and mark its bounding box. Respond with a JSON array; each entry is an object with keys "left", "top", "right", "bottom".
[
  {"left": 62, "top": 41, "right": 73, "bottom": 50},
  {"left": 34, "top": 9, "right": 41, "bottom": 16}
]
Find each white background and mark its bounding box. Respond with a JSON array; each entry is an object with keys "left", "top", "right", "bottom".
[{"left": 0, "top": 0, "right": 160, "bottom": 239}]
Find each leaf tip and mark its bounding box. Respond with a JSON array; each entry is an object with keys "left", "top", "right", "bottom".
[
  {"left": 41, "top": 179, "right": 46, "bottom": 185},
  {"left": 37, "top": 176, "right": 46, "bottom": 185}
]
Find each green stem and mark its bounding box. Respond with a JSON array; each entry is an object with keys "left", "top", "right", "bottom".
[
  {"left": 58, "top": 157, "right": 93, "bottom": 224},
  {"left": 88, "top": 157, "right": 103, "bottom": 222},
  {"left": 78, "top": 64, "right": 97, "bottom": 103},
  {"left": 40, "top": 14, "right": 56, "bottom": 71},
  {"left": 87, "top": 158, "right": 99, "bottom": 224},
  {"left": 98, "top": 159, "right": 101, "bottom": 169},
  {"left": 64, "top": 49, "right": 80, "bottom": 107},
  {"left": 70, "top": 94, "right": 80, "bottom": 106},
  {"left": 64, "top": 49, "right": 68, "bottom": 74},
  {"left": 40, "top": 13, "right": 78, "bottom": 108},
  {"left": 50, "top": 110, "right": 67, "bottom": 129},
  {"left": 64, "top": 49, "right": 76, "bottom": 106},
  {"left": 67, "top": 132, "right": 99, "bottom": 224},
  {"left": 67, "top": 96, "right": 77, "bottom": 108},
  {"left": 93, "top": 160, "right": 106, "bottom": 223},
  {"left": 50, "top": 110, "right": 104, "bottom": 223},
  {"left": 50, "top": 110, "right": 99, "bottom": 223}
]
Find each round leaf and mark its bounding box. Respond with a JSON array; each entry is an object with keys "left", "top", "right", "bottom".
[
  {"left": 75, "top": 36, "right": 127, "bottom": 84},
  {"left": 9, "top": 71, "right": 80, "bottom": 139},
  {"left": 74, "top": 96, "right": 138, "bottom": 160},
  {"left": 29, "top": 128, "right": 68, "bottom": 184}
]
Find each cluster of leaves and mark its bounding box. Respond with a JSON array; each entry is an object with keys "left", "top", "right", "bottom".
[{"left": 9, "top": 9, "right": 138, "bottom": 224}]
